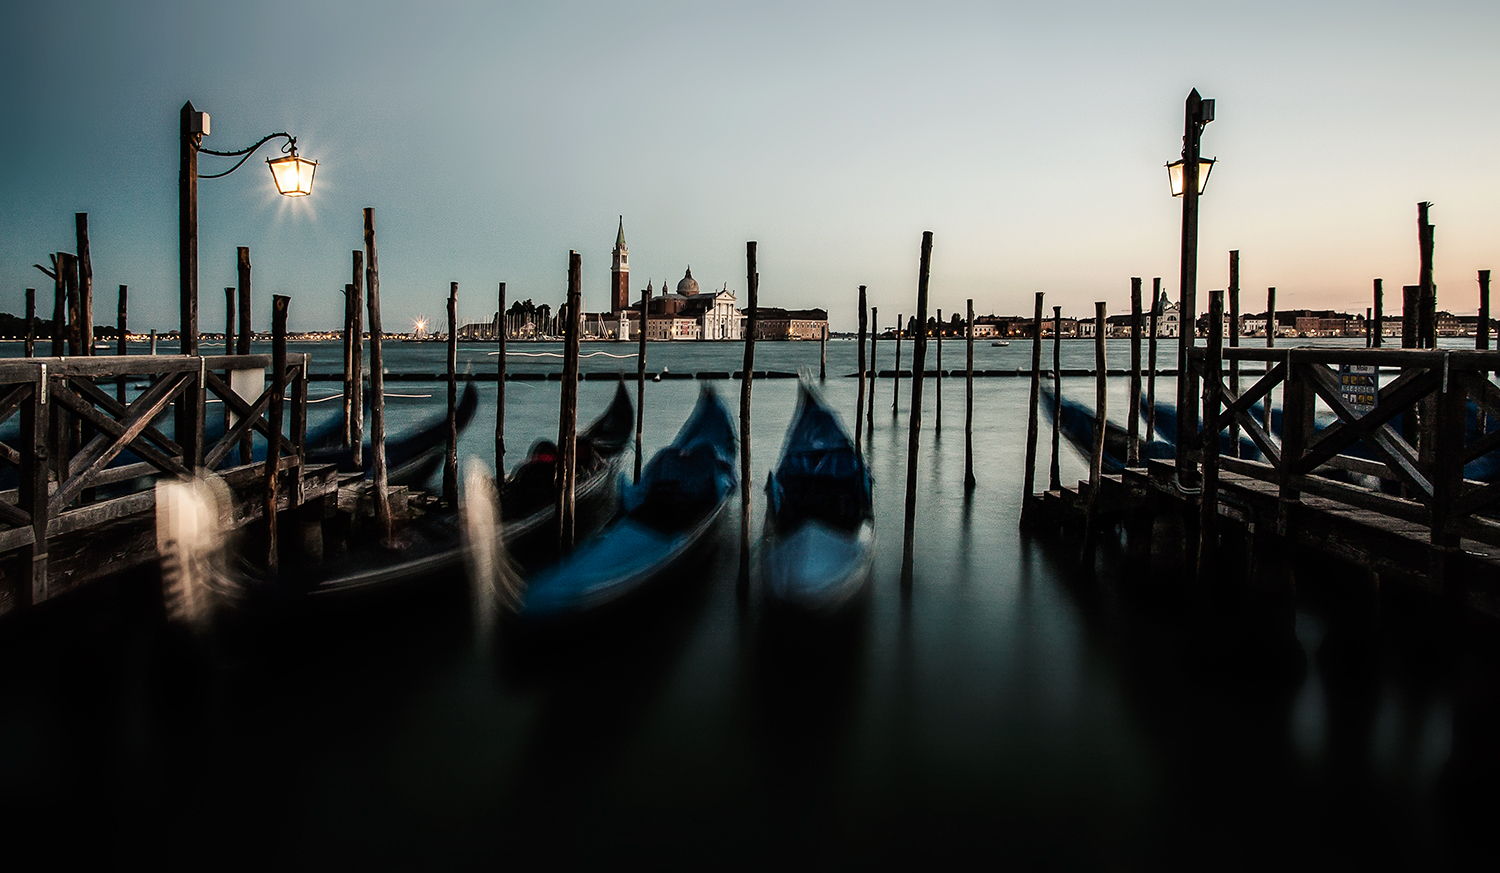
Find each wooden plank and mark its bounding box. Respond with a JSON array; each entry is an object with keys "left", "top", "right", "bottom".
[
  {"left": 68, "top": 377, "right": 182, "bottom": 458},
  {"left": 49, "top": 373, "right": 192, "bottom": 512},
  {"left": 53, "top": 380, "right": 188, "bottom": 478},
  {"left": 1301, "top": 361, "right": 1431, "bottom": 496}
]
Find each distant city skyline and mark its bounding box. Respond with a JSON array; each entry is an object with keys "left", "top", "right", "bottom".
[{"left": 3, "top": 1, "right": 1498, "bottom": 334}]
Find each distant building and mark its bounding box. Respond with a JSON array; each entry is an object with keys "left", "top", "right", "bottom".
[{"left": 755, "top": 307, "right": 828, "bottom": 341}]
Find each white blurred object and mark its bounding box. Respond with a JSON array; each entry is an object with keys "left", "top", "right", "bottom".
[
  {"left": 460, "top": 460, "right": 524, "bottom": 632},
  {"left": 155, "top": 473, "right": 235, "bottom": 631}
]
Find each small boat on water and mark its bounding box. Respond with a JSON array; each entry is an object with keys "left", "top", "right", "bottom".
[
  {"left": 992, "top": 341, "right": 1010, "bottom": 347},
  {"left": 521, "top": 385, "right": 737, "bottom": 620},
  {"left": 288, "top": 381, "right": 634, "bottom": 597},
  {"left": 761, "top": 383, "right": 873, "bottom": 610}
]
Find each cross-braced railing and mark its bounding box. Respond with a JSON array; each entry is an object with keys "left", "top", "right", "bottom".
[
  {"left": 1190, "top": 346, "right": 1500, "bottom": 549},
  {"left": 0, "top": 353, "right": 308, "bottom": 607}
]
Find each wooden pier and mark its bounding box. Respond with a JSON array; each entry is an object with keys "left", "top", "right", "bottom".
[
  {"left": 1025, "top": 339, "right": 1500, "bottom": 622},
  {"left": 0, "top": 352, "right": 337, "bottom": 615}
]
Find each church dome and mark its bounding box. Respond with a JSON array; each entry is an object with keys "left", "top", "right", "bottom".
[{"left": 677, "top": 267, "right": 699, "bottom": 296}]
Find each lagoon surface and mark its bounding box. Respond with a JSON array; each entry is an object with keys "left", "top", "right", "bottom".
[{"left": 1, "top": 336, "right": 1494, "bottom": 867}]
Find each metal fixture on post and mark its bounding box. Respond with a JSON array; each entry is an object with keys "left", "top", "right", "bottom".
[{"left": 1168, "top": 88, "right": 1214, "bottom": 485}]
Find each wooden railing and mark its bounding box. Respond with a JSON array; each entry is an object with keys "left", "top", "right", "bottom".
[
  {"left": 1191, "top": 343, "right": 1500, "bottom": 550},
  {"left": 0, "top": 353, "right": 309, "bottom": 606}
]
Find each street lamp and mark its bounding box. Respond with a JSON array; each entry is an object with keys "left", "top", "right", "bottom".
[
  {"left": 178, "top": 100, "right": 316, "bottom": 470},
  {"left": 180, "top": 99, "right": 317, "bottom": 357},
  {"left": 1171, "top": 88, "right": 1214, "bottom": 483}
]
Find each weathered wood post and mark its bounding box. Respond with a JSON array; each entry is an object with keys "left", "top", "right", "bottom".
[
  {"left": 24, "top": 288, "right": 35, "bottom": 358},
  {"left": 1128, "top": 278, "right": 1142, "bottom": 467},
  {"left": 965, "top": 298, "right": 977, "bottom": 490},
  {"left": 223, "top": 285, "right": 235, "bottom": 439},
  {"left": 1082, "top": 302, "right": 1107, "bottom": 555},
  {"left": 179, "top": 102, "right": 199, "bottom": 357},
  {"left": 901, "top": 232, "right": 932, "bottom": 589},
  {"left": 1198, "top": 288, "right": 1224, "bottom": 575},
  {"left": 1049, "top": 305, "right": 1062, "bottom": 491},
  {"left": 1021, "top": 293, "right": 1043, "bottom": 511},
  {"left": 1402, "top": 285, "right": 1418, "bottom": 350},
  {"left": 855, "top": 286, "right": 867, "bottom": 459},
  {"left": 50, "top": 256, "right": 65, "bottom": 357},
  {"left": 935, "top": 308, "right": 943, "bottom": 435},
  {"left": 149, "top": 329, "right": 157, "bottom": 356},
  {"left": 557, "top": 254, "right": 582, "bottom": 550},
  {"left": 265, "top": 294, "right": 289, "bottom": 570},
  {"left": 364, "top": 208, "right": 393, "bottom": 546},
  {"left": 64, "top": 253, "right": 80, "bottom": 356},
  {"left": 740, "top": 242, "right": 759, "bottom": 591},
  {"left": 237, "top": 247, "right": 253, "bottom": 467},
  {"left": 118, "top": 286, "right": 130, "bottom": 404},
  {"left": 1088, "top": 302, "right": 1107, "bottom": 491},
  {"left": 1477, "top": 270, "right": 1490, "bottom": 351},
  {"left": 341, "top": 283, "right": 354, "bottom": 448},
  {"left": 497, "top": 281, "right": 507, "bottom": 473},
  {"left": 20, "top": 359, "right": 49, "bottom": 605},
  {"left": 867, "top": 306, "right": 877, "bottom": 444},
  {"left": 445, "top": 282, "right": 459, "bottom": 507},
  {"left": 1365, "top": 307, "right": 1372, "bottom": 348},
  {"left": 75, "top": 214, "right": 93, "bottom": 355},
  {"left": 635, "top": 286, "right": 650, "bottom": 484},
  {"left": 350, "top": 251, "right": 364, "bottom": 468},
  {"left": 819, "top": 322, "right": 827, "bottom": 382},
  {"left": 1147, "top": 278, "right": 1161, "bottom": 445},
  {"left": 1264, "top": 286, "right": 1277, "bottom": 437},
  {"left": 1418, "top": 202, "right": 1436, "bottom": 349},
  {"left": 892, "top": 313, "right": 903, "bottom": 416},
  {"left": 1373, "top": 278, "right": 1384, "bottom": 348},
  {"left": 1227, "top": 252, "right": 1241, "bottom": 458}
]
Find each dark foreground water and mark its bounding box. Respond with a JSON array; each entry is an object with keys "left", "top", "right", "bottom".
[{"left": 2, "top": 337, "right": 1497, "bottom": 868}]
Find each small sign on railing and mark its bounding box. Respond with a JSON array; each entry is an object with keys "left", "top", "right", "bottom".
[{"left": 1339, "top": 363, "right": 1379, "bottom": 413}]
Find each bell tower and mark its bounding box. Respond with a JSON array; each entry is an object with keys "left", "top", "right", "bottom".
[{"left": 611, "top": 216, "right": 629, "bottom": 313}]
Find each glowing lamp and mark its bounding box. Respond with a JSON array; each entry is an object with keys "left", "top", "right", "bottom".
[
  {"left": 1166, "top": 157, "right": 1215, "bottom": 197},
  {"left": 267, "top": 150, "right": 318, "bottom": 196}
]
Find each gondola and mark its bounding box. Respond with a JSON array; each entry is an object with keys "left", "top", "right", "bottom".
[
  {"left": 761, "top": 383, "right": 873, "bottom": 610},
  {"left": 303, "top": 379, "right": 636, "bottom": 597},
  {"left": 520, "top": 385, "right": 737, "bottom": 620}
]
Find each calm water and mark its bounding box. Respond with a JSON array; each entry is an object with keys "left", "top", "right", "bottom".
[{"left": 1, "top": 336, "right": 1495, "bottom": 867}]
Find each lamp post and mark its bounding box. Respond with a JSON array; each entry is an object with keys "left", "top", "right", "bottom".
[
  {"left": 1168, "top": 88, "right": 1214, "bottom": 481},
  {"left": 178, "top": 100, "right": 316, "bottom": 469},
  {"left": 179, "top": 99, "right": 317, "bottom": 356}
]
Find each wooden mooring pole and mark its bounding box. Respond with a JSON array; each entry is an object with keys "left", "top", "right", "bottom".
[
  {"left": 350, "top": 250, "right": 364, "bottom": 468},
  {"left": 935, "top": 309, "right": 943, "bottom": 435},
  {"left": 341, "top": 283, "right": 354, "bottom": 449},
  {"left": 265, "top": 294, "right": 289, "bottom": 570},
  {"left": 819, "top": 323, "right": 827, "bottom": 382},
  {"left": 364, "top": 208, "right": 392, "bottom": 547},
  {"left": 1402, "top": 285, "right": 1418, "bottom": 350},
  {"left": 1128, "top": 279, "right": 1142, "bottom": 467},
  {"left": 558, "top": 254, "right": 582, "bottom": 550},
  {"left": 224, "top": 286, "right": 234, "bottom": 438},
  {"left": 117, "top": 286, "right": 128, "bottom": 404},
  {"left": 1147, "top": 278, "right": 1161, "bottom": 445},
  {"left": 1373, "top": 278, "right": 1384, "bottom": 348},
  {"left": 1021, "top": 293, "right": 1043, "bottom": 512},
  {"left": 1265, "top": 286, "right": 1276, "bottom": 437},
  {"left": 739, "top": 242, "right": 759, "bottom": 591},
  {"left": 238, "top": 247, "right": 253, "bottom": 468},
  {"left": 1049, "top": 305, "right": 1062, "bottom": 491},
  {"left": 1478, "top": 270, "right": 1490, "bottom": 352},
  {"left": 965, "top": 297, "right": 976, "bottom": 490},
  {"left": 24, "top": 288, "right": 35, "bottom": 358},
  {"left": 892, "top": 313, "right": 903, "bottom": 417},
  {"left": 1418, "top": 202, "right": 1436, "bottom": 349},
  {"left": 64, "top": 253, "right": 80, "bottom": 356},
  {"left": 867, "top": 306, "right": 877, "bottom": 445},
  {"left": 445, "top": 282, "right": 459, "bottom": 507},
  {"left": 1228, "top": 252, "right": 1240, "bottom": 458},
  {"left": 855, "top": 286, "right": 867, "bottom": 459},
  {"left": 901, "top": 231, "right": 933, "bottom": 589},
  {"left": 75, "top": 213, "right": 93, "bottom": 355},
  {"left": 497, "top": 281, "right": 507, "bottom": 473},
  {"left": 149, "top": 330, "right": 156, "bottom": 356},
  {"left": 50, "top": 257, "right": 65, "bottom": 357},
  {"left": 1082, "top": 302, "right": 1107, "bottom": 556},
  {"left": 635, "top": 285, "right": 650, "bottom": 485},
  {"left": 1198, "top": 288, "right": 1224, "bottom": 576}
]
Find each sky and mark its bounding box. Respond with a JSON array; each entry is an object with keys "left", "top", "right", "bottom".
[{"left": 2, "top": 0, "right": 1498, "bottom": 333}]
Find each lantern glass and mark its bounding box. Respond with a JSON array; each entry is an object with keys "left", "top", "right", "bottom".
[
  {"left": 267, "top": 154, "right": 317, "bottom": 196},
  {"left": 1167, "top": 157, "right": 1215, "bottom": 197}
]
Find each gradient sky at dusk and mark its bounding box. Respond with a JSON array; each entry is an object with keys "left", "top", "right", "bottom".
[{"left": 3, "top": 1, "right": 1497, "bottom": 333}]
